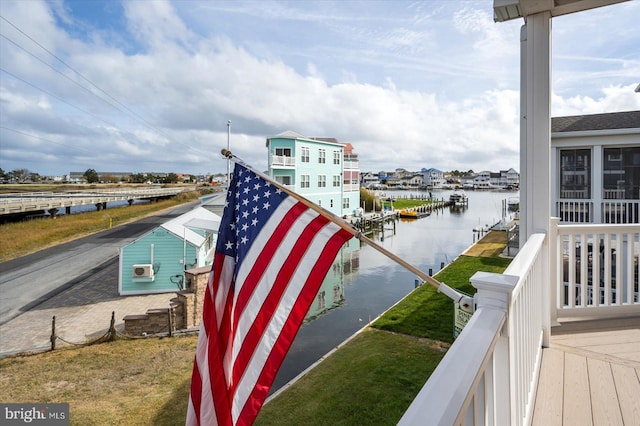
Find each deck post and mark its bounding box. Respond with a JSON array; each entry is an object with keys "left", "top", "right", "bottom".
[
  {"left": 547, "top": 217, "right": 560, "bottom": 344},
  {"left": 471, "top": 271, "right": 518, "bottom": 426}
]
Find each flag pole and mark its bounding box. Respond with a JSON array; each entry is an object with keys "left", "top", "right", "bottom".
[{"left": 221, "top": 149, "right": 473, "bottom": 312}]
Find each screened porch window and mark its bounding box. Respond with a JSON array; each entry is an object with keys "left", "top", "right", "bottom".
[
  {"left": 603, "top": 147, "right": 640, "bottom": 199},
  {"left": 560, "top": 149, "right": 591, "bottom": 199}
]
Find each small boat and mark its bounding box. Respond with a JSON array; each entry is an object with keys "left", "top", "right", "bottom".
[
  {"left": 449, "top": 190, "right": 468, "bottom": 206},
  {"left": 399, "top": 209, "right": 430, "bottom": 219}
]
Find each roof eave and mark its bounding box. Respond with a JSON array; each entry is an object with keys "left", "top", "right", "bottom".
[{"left": 494, "top": 0, "right": 629, "bottom": 22}]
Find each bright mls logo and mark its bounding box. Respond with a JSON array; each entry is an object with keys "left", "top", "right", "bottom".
[{"left": 1, "top": 404, "right": 68, "bottom": 425}]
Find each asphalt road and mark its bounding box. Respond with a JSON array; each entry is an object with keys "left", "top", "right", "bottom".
[{"left": 0, "top": 202, "right": 199, "bottom": 326}]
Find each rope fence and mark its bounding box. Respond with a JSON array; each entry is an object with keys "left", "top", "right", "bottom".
[{"left": 1, "top": 311, "right": 198, "bottom": 359}]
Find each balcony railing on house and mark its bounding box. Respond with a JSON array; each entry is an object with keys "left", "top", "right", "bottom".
[
  {"left": 270, "top": 155, "right": 295, "bottom": 168},
  {"left": 556, "top": 199, "right": 640, "bottom": 224},
  {"left": 399, "top": 219, "right": 639, "bottom": 425},
  {"left": 343, "top": 160, "right": 359, "bottom": 170},
  {"left": 343, "top": 183, "right": 360, "bottom": 192}
]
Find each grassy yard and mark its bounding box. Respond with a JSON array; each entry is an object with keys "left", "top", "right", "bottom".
[
  {"left": 0, "top": 232, "right": 511, "bottom": 425},
  {"left": 0, "top": 336, "right": 197, "bottom": 425}
]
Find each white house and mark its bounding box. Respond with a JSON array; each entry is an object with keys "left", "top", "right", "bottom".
[{"left": 421, "top": 168, "right": 446, "bottom": 189}]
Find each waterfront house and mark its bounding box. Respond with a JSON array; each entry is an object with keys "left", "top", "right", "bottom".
[
  {"left": 266, "top": 131, "right": 360, "bottom": 217},
  {"left": 400, "top": 1, "right": 639, "bottom": 425},
  {"left": 552, "top": 110, "right": 639, "bottom": 223},
  {"left": 401, "top": 174, "right": 424, "bottom": 189},
  {"left": 422, "top": 168, "right": 446, "bottom": 189},
  {"left": 118, "top": 206, "right": 220, "bottom": 295},
  {"left": 361, "top": 171, "right": 380, "bottom": 188}
]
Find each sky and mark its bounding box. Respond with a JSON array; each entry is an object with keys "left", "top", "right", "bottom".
[{"left": 0, "top": 0, "right": 638, "bottom": 177}]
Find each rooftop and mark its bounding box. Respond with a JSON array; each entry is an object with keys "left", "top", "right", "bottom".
[{"left": 552, "top": 110, "right": 640, "bottom": 132}]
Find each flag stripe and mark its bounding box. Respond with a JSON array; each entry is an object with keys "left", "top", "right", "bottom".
[
  {"left": 232, "top": 221, "right": 349, "bottom": 421},
  {"left": 231, "top": 201, "right": 308, "bottom": 334},
  {"left": 228, "top": 202, "right": 315, "bottom": 366},
  {"left": 221, "top": 199, "right": 309, "bottom": 386},
  {"left": 237, "top": 226, "right": 354, "bottom": 424},
  {"left": 230, "top": 214, "right": 330, "bottom": 396}
]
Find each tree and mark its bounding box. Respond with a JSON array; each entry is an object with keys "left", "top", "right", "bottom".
[
  {"left": 164, "top": 173, "right": 179, "bottom": 184},
  {"left": 84, "top": 168, "right": 99, "bottom": 183},
  {"left": 11, "top": 168, "right": 29, "bottom": 182},
  {"left": 129, "top": 173, "right": 146, "bottom": 183}
]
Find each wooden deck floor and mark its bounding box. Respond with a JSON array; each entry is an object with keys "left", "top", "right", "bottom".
[{"left": 532, "top": 316, "right": 640, "bottom": 426}]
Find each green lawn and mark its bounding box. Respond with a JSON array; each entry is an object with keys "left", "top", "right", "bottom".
[{"left": 257, "top": 250, "right": 512, "bottom": 424}]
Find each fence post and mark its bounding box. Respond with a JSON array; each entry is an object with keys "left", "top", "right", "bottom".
[
  {"left": 50, "top": 316, "right": 56, "bottom": 350},
  {"left": 168, "top": 307, "right": 174, "bottom": 337},
  {"left": 108, "top": 311, "right": 116, "bottom": 341}
]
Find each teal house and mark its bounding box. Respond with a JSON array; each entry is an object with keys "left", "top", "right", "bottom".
[
  {"left": 266, "top": 131, "right": 361, "bottom": 218},
  {"left": 118, "top": 206, "right": 220, "bottom": 295}
]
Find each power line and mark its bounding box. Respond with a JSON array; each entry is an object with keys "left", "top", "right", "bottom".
[
  {"left": 0, "top": 14, "right": 174, "bottom": 141},
  {"left": 0, "top": 67, "right": 122, "bottom": 130},
  {"left": 0, "top": 126, "right": 96, "bottom": 155}
]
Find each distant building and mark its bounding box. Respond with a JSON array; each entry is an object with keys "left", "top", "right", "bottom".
[
  {"left": 422, "top": 168, "right": 446, "bottom": 189},
  {"left": 460, "top": 169, "right": 520, "bottom": 189},
  {"left": 266, "top": 130, "right": 360, "bottom": 217}
]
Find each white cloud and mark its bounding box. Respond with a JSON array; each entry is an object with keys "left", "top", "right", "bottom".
[{"left": 0, "top": 0, "right": 637, "bottom": 177}]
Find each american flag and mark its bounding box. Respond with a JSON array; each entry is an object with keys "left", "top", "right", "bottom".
[{"left": 187, "top": 163, "right": 354, "bottom": 425}]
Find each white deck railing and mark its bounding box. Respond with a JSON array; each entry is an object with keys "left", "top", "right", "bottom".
[
  {"left": 555, "top": 198, "right": 639, "bottom": 224},
  {"left": 400, "top": 219, "right": 640, "bottom": 425},
  {"left": 555, "top": 222, "right": 640, "bottom": 320},
  {"left": 400, "top": 233, "right": 547, "bottom": 425}
]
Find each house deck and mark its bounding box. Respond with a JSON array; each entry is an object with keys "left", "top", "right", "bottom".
[{"left": 532, "top": 316, "right": 640, "bottom": 425}]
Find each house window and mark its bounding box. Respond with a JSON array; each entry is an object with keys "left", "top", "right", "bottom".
[
  {"left": 333, "top": 175, "right": 341, "bottom": 187},
  {"left": 300, "top": 174, "right": 310, "bottom": 188},
  {"left": 330, "top": 199, "right": 334, "bottom": 208},
  {"left": 343, "top": 198, "right": 350, "bottom": 209},
  {"left": 333, "top": 151, "right": 340, "bottom": 165},
  {"left": 603, "top": 147, "right": 640, "bottom": 199},
  {"left": 275, "top": 175, "right": 291, "bottom": 186},
  {"left": 560, "top": 149, "right": 591, "bottom": 199},
  {"left": 301, "top": 147, "right": 310, "bottom": 163},
  {"left": 275, "top": 147, "right": 291, "bottom": 157},
  {"left": 318, "top": 175, "right": 326, "bottom": 188},
  {"left": 318, "top": 149, "right": 326, "bottom": 164}
]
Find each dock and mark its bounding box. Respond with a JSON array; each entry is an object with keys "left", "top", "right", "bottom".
[{"left": 351, "top": 199, "right": 453, "bottom": 235}]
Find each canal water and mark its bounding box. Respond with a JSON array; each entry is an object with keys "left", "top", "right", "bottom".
[{"left": 271, "top": 189, "right": 518, "bottom": 393}]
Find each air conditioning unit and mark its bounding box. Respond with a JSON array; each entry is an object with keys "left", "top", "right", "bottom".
[{"left": 132, "top": 264, "right": 154, "bottom": 278}]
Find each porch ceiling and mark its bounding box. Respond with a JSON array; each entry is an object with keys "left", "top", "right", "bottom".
[{"left": 493, "top": 0, "right": 629, "bottom": 22}]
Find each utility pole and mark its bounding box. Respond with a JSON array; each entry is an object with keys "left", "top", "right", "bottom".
[{"left": 227, "top": 120, "right": 231, "bottom": 186}]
